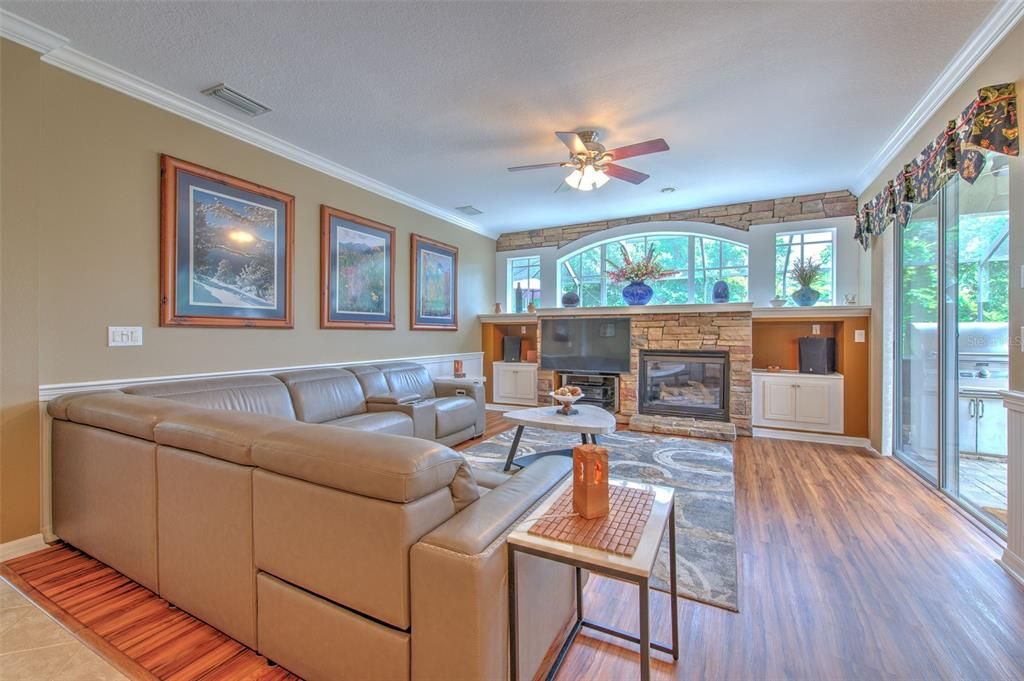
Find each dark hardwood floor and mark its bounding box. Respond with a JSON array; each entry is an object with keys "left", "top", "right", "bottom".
[
  {"left": 458, "top": 413, "right": 1024, "bottom": 681},
  {"left": 4, "top": 411, "right": 1022, "bottom": 680}
]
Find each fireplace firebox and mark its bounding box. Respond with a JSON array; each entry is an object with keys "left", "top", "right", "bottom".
[{"left": 638, "top": 350, "right": 730, "bottom": 421}]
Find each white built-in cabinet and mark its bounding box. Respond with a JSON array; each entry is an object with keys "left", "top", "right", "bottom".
[
  {"left": 753, "top": 370, "right": 844, "bottom": 434},
  {"left": 493, "top": 362, "right": 538, "bottom": 406}
]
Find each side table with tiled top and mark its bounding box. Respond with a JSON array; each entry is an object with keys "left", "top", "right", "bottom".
[{"left": 507, "top": 478, "right": 679, "bottom": 681}]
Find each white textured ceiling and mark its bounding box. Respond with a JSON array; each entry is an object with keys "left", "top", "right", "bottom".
[{"left": 3, "top": 1, "right": 1000, "bottom": 237}]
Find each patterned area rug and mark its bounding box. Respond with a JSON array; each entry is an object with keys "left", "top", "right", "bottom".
[{"left": 461, "top": 427, "right": 739, "bottom": 612}]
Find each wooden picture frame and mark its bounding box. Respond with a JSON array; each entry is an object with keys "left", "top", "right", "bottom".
[
  {"left": 159, "top": 155, "right": 294, "bottom": 328},
  {"left": 410, "top": 233, "right": 459, "bottom": 331},
  {"left": 320, "top": 205, "right": 396, "bottom": 329}
]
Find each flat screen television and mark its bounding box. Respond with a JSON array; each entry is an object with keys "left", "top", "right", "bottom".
[{"left": 540, "top": 317, "right": 631, "bottom": 373}]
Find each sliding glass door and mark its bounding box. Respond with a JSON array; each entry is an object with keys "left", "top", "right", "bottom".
[
  {"left": 895, "top": 151, "right": 1009, "bottom": 535},
  {"left": 896, "top": 193, "right": 941, "bottom": 484}
]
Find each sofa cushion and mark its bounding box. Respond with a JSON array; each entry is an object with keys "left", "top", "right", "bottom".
[
  {"left": 155, "top": 409, "right": 296, "bottom": 466},
  {"left": 251, "top": 422, "right": 473, "bottom": 504},
  {"left": 432, "top": 396, "right": 478, "bottom": 438},
  {"left": 274, "top": 368, "right": 366, "bottom": 423},
  {"left": 63, "top": 392, "right": 194, "bottom": 441},
  {"left": 325, "top": 411, "right": 414, "bottom": 436},
  {"left": 124, "top": 375, "right": 295, "bottom": 419},
  {"left": 347, "top": 365, "right": 390, "bottom": 399},
  {"left": 378, "top": 362, "right": 437, "bottom": 399}
]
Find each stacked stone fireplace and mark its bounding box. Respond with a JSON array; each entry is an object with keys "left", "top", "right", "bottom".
[{"left": 536, "top": 309, "right": 752, "bottom": 441}]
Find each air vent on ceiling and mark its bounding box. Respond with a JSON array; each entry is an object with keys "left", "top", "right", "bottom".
[
  {"left": 201, "top": 83, "right": 271, "bottom": 117},
  {"left": 455, "top": 205, "right": 483, "bottom": 216}
]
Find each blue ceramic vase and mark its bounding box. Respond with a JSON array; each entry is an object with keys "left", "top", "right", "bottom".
[
  {"left": 561, "top": 290, "right": 580, "bottom": 307},
  {"left": 622, "top": 281, "right": 654, "bottom": 306},
  {"left": 791, "top": 286, "right": 821, "bottom": 307},
  {"left": 712, "top": 280, "right": 730, "bottom": 303}
]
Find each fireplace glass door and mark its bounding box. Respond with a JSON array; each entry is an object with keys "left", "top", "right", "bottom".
[{"left": 639, "top": 351, "right": 729, "bottom": 421}]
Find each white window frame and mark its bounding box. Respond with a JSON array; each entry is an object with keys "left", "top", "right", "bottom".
[
  {"left": 507, "top": 255, "right": 541, "bottom": 312},
  {"left": 774, "top": 227, "right": 837, "bottom": 304},
  {"left": 556, "top": 232, "right": 749, "bottom": 307}
]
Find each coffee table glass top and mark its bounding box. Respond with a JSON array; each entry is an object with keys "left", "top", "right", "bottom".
[{"left": 504, "top": 404, "right": 616, "bottom": 434}]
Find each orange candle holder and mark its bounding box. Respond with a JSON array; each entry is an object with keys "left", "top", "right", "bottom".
[
  {"left": 453, "top": 359, "right": 465, "bottom": 378},
  {"left": 572, "top": 444, "right": 609, "bottom": 519}
]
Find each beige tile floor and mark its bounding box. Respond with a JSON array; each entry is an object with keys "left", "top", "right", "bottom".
[{"left": 0, "top": 578, "right": 125, "bottom": 681}]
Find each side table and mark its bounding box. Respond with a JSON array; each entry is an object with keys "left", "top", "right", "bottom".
[{"left": 507, "top": 478, "right": 679, "bottom": 681}]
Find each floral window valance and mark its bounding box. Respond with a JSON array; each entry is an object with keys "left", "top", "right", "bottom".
[{"left": 855, "top": 82, "right": 1018, "bottom": 250}]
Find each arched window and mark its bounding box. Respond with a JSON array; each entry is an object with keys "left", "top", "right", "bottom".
[{"left": 557, "top": 233, "right": 749, "bottom": 307}]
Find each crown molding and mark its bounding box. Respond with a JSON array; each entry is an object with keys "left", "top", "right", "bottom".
[
  {"left": 853, "top": 0, "right": 1024, "bottom": 195},
  {"left": 0, "top": 8, "right": 68, "bottom": 53},
  {"left": 0, "top": 10, "right": 491, "bottom": 239}
]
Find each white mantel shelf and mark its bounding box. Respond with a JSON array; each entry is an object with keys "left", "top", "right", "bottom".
[
  {"left": 752, "top": 305, "right": 871, "bottom": 319},
  {"left": 478, "top": 304, "right": 871, "bottom": 324}
]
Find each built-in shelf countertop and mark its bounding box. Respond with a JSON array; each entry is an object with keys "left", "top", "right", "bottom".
[{"left": 478, "top": 304, "right": 871, "bottom": 324}]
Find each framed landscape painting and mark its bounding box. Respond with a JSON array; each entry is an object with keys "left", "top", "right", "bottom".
[
  {"left": 160, "top": 155, "right": 293, "bottom": 327},
  {"left": 320, "top": 206, "right": 395, "bottom": 329},
  {"left": 411, "top": 234, "right": 458, "bottom": 330}
]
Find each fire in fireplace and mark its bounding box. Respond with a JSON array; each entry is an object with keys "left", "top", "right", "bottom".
[{"left": 638, "top": 350, "right": 730, "bottom": 421}]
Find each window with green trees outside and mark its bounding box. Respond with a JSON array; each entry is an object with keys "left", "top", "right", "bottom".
[{"left": 558, "top": 234, "right": 749, "bottom": 307}]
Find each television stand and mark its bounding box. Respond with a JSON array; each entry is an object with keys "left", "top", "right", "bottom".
[{"left": 557, "top": 373, "right": 618, "bottom": 413}]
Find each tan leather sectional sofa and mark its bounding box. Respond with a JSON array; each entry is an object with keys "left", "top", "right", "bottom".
[{"left": 47, "top": 362, "right": 575, "bottom": 681}]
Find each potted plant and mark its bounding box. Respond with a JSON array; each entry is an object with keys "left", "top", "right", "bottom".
[
  {"left": 606, "top": 243, "right": 673, "bottom": 306},
  {"left": 789, "top": 257, "right": 823, "bottom": 306}
]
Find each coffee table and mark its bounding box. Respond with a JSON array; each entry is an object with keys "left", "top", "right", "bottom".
[{"left": 501, "top": 404, "right": 617, "bottom": 472}]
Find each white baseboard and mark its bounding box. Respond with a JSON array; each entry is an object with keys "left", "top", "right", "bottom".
[
  {"left": 998, "top": 549, "right": 1024, "bottom": 588},
  {"left": 752, "top": 427, "right": 873, "bottom": 449},
  {"left": 0, "top": 534, "right": 47, "bottom": 562}
]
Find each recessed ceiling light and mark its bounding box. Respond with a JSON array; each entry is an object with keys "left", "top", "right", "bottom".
[
  {"left": 455, "top": 205, "right": 483, "bottom": 216},
  {"left": 660, "top": 187, "right": 676, "bottom": 193}
]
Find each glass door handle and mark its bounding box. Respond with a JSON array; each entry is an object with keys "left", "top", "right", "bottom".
[
  {"left": 968, "top": 399, "right": 976, "bottom": 418},
  {"left": 978, "top": 400, "right": 985, "bottom": 418}
]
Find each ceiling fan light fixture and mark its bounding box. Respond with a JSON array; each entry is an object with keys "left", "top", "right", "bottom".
[{"left": 565, "top": 165, "right": 610, "bottom": 191}]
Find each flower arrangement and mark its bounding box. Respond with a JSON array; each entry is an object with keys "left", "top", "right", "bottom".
[
  {"left": 606, "top": 244, "right": 673, "bottom": 283},
  {"left": 790, "top": 257, "right": 823, "bottom": 289}
]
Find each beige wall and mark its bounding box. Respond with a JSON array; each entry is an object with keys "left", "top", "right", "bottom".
[
  {"left": 0, "top": 39, "right": 495, "bottom": 541},
  {"left": 860, "top": 22, "right": 1024, "bottom": 449},
  {"left": 1, "top": 41, "right": 42, "bottom": 542}
]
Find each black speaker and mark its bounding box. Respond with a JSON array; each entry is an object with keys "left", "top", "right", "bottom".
[
  {"left": 799, "top": 337, "right": 835, "bottom": 374},
  {"left": 503, "top": 336, "right": 522, "bottom": 363}
]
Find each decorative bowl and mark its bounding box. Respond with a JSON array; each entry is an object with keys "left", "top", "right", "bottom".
[
  {"left": 769, "top": 297, "right": 788, "bottom": 307},
  {"left": 550, "top": 391, "right": 583, "bottom": 414}
]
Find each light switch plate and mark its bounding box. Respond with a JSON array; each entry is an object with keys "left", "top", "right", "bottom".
[
  {"left": 108, "top": 326, "right": 143, "bottom": 347},
  {"left": 855, "top": 329, "right": 866, "bottom": 343},
  {"left": 811, "top": 324, "right": 821, "bottom": 335}
]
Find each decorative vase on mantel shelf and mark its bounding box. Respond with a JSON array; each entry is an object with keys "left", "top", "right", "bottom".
[
  {"left": 712, "top": 280, "right": 730, "bottom": 303},
  {"left": 791, "top": 286, "right": 821, "bottom": 307},
  {"left": 606, "top": 243, "right": 671, "bottom": 307},
  {"left": 622, "top": 281, "right": 654, "bottom": 306},
  {"left": 561, "top": 290, "right": 580, "bottom": 307},
  {"left": 788, "top": 256, "right": 824, "bottom": 307}
]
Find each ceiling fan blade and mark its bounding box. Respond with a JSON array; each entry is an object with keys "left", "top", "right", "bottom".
[
  {"left": 507, "top": 162, "right": 567, "bottom": 172},
  {"left": 555, "top": 131, "right": 588, "bottom": 155},
  {"left": 554, "top": 180, "right": 572, "bottom": 193},
  {"left": 604, "top": 163, "right": 649, "bottom": 185},
  {"left": 607, "top": 138, "right": 669, "bottom": 161}
]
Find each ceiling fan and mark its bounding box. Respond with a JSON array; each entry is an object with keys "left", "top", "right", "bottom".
[{"left": 508, "top": 130, "right": 669, "bottom": 191}]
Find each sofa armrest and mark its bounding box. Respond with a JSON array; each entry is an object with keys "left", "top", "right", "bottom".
[
  {"left": 410, "top": 457, "right": 573, "bottom": 681},
  {"left": 366, "top": 392, "right": 420, "bottom": 405},
  {"left": 433, "top": 380, "right": 486, "bottom": 437},
  {"left": 367, "top": 399, "right": 438, "bottom": 440}
]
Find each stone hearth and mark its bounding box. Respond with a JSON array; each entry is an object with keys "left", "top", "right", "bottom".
[{"left": 536, "top": 306, "right": 753, "bottom": 441}]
